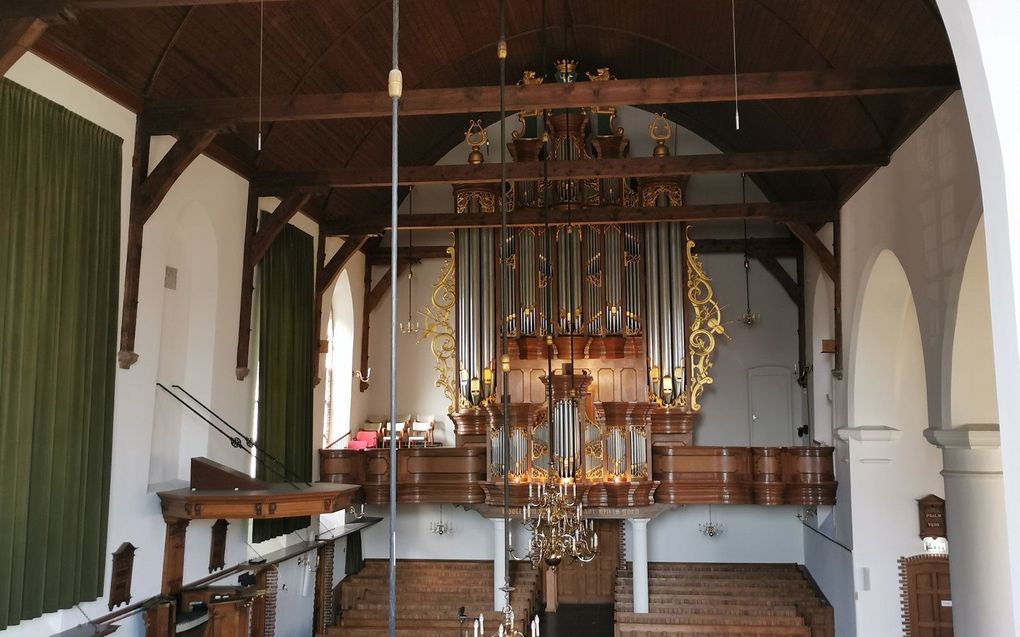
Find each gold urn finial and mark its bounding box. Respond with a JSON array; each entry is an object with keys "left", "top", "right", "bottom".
[
  {"left": 649, "top": 113, "right": 673, "bottom": 157},
  {"left": 464, "top": 119, "right": 488, "bottom": 164},
  {"left": 519, "top": 70, "right": 545, "bottom": 85},
  {"left": 586, "top": 67, "right": 613, "bottom": 82}
]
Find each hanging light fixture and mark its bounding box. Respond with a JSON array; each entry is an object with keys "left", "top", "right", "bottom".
[
  {"left": 516, "top": 479, "right": 598, "bottom": 568},
  {"left": 400, "top": 186, "right": 421, "bottom": 334},
  {"left": 429, "top": 504, "right": 452, "bottom": 535},
  {"left": 739, "top": 173, "right": 760, "bottom": 327},
  {"left": 699, "top": 504, "right": 724, "bottom": 538}
]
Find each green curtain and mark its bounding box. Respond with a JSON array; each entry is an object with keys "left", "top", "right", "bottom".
[
  {"left": 253, "top": 221, "right": 314, "bottom": 543},
  {"left": 0, "top": 79, "right": 121, "bottom": 629},
  {"left": 344, "top": 530, "right": 364, "bottom": 576}
]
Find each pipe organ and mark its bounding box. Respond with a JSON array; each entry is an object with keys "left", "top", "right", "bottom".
[{"left": 435, "top": 60, "right": 727, "bottom": 495}]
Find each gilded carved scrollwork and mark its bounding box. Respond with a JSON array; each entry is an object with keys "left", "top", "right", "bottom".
[
  {"left": 419, "top": 247, "right": 462, "bottom": 413},
  {"left": 640, "top": 183, "right": 683, "bottom": 207},
  {"left": 685, "top": 227, "right": 726, "bottom": 411}
]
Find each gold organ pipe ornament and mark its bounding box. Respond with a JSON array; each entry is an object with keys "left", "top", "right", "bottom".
[
  {"left": 419, "top": 247, "right": 461, "bottom": 413},
  {"left": 685, "top": 226, "right": 726, "bottom": 411},
  {"left": 465, "top": 119, "right": 488, "bottom": 165}
]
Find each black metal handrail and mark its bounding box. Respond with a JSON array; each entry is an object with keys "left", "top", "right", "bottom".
[
  {"left": 155, "top": 383, "right": 304, "bottom": 488},
  {"left": 170, "top": 383, "right": 312, "bottom": 487}
]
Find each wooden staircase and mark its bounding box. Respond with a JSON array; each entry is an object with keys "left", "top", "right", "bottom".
[
  {"left": 614, "top": 563, "right": 834, "bottom": 637},
  {"left": 330, "top": 560, "right": 541, "bottom": 637}
]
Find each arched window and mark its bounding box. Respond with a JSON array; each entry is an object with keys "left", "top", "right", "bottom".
[{"left": 323, "top": 270, "right": 355, "bottom": 447}]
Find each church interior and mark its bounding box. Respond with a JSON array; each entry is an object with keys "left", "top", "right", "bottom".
[{"left": 2, "top": 1, "right": 1020, "bottom": 636}]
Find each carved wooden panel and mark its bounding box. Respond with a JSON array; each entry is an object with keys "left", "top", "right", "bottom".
[{"left": 900, "top": 554, "right": 953, "bottom": 637}]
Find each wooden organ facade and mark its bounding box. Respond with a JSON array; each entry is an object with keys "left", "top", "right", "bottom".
[{"left": 322, "top": 61, "right": 837, "bottom": 512}]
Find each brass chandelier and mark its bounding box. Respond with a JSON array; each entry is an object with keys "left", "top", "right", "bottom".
[{"left": 516, "top": 479, "right": 598, "bottom": 568}]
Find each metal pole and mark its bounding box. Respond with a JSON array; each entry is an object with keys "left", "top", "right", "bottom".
[
  {"left": 498, "top": 0, "right": 511, "bottom": 608},
  {"left": 388, "top": 2, "right": 400, "bottom": 636}
]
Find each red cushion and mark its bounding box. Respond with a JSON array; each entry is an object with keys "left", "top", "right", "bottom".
[
  {"left": 347, "top": 440, "right": 368, "bottom": 450},
  {"left": 355, "top": 431, "right": 379, "bottom": 448}
]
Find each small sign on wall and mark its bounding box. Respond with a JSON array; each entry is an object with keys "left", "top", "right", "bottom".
[
  {"left": 917, "top": 494, "right": 947, "bottom": 539},
  {"left": 109, "top": 542, "right": 137, "bottom": 610},
  {"left": 209, "top": 519, "right": 229, "bottom": 573}
]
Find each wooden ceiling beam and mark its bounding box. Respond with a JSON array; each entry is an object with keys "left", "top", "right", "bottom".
[
  {"left": 318, "top": 234, "right": 370, "bottom": 295},
  {"left": 0, "top": 17, "right": 46, "bottom": 75},
  {"left": 367, "top": 239, "right": 797, "bottom": 264},
  {"left": 756, "top": 254, "right": 799, "bottom": 304},
  {"left": 254, "top": 149, "right": 888, "bottom": 194},
  {"left": 0, "top": 0, "right": 287, "bottom": 19},
  {"left": 786, "top": 221, "right": 837, "bottom": 281},
  {"left": 249, "top": 191, "right": 313, "bottom": 265},
  {"left": 366, "top": 246, "right": 451, "bottom": 265},
  {"left": 145, "top": 66, "right": 960, "bottom": 133},
  {"left": 693, "top": 237, "right": 802, "bottom": 258},
  {"left": 324, "top": 202, "right": 836, "bottom": 236}
]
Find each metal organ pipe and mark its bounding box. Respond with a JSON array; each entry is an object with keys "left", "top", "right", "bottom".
[
  {"left": 643, "top": 221, "right": 687, "bottom": 405},
  {"left": 454, "top": 194, "right": 498, "bottom": 408}
]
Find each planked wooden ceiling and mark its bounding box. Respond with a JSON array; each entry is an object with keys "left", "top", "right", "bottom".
[{"left": 36, "top": 0, "right": 955, "bottom": 224}]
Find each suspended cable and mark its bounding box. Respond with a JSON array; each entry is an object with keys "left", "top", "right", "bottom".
[
  {"left": 497, "top": 0, "right": 513, "bottom": 607},
  {"left": 731, "top": 0, "right": 740, "bottom": 130},
  {"left": 387, "top": 1, "right": 401, "bottom": 636},
  {"left": 740, "top": 172, "right": 758, "bottom": 327},
  {"left": 257, "top": 0, "right": 264, "bottom": 150}
]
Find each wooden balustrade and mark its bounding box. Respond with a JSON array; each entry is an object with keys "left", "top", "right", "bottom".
[
  {"left": 321, "top": 444, "right": 835, "bottom": 507},
  {"left": 652, "top": 446, "right": 837, "bottom": 506},
  {"left": 319, "top": 447, "right": 486, "bottom": 505}
]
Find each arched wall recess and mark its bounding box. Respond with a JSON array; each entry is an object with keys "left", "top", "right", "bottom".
[
  {"left": 148, "top": 202, "right": 220, "bottom": 489},
  {"left": 844, "top": 249, "right": 944, "bottom": 635},
  {"left": 950, "top": 217, "right": 999, "bottom": 427}
]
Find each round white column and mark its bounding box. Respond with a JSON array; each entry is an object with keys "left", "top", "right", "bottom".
[
  {"left": 629, "top": 518, "right": 651, "bottom": 614},
  {"left": 929, "top": 425, "right": 1015, "bottom": 636},
  {"left": 493, "top": 517, "right": 507, "bottom": 611}
]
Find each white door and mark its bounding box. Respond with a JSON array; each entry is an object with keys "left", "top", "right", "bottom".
[{"left": 748, "top": 366, "right": 794, "bottom": 447}]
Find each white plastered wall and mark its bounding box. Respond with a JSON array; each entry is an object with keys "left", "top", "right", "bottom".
[{"left": 800, "top": 92, "right": 1001, "bottom": 636}]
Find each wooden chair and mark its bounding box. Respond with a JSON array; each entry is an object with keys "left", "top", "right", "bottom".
[
  {"left": 380, "top": 419, "right": 408, "bottom": 448},
  {"left": 407, "top": 416, "right": 435, "bottom": 447}
]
